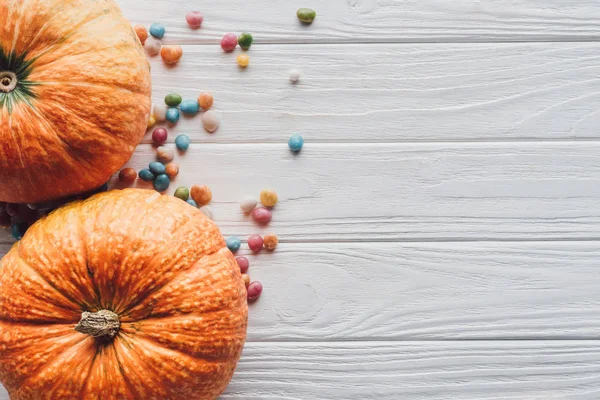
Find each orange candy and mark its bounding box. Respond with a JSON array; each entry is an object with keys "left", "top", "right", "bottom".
[
  {"left": 191, "top": 185, "right": 212, "bottom": 206},
  {"left": 198, "top": 92, "right": 214, "bottom": 110},
  {"left": 242, "top": 274, "right": 250, "bottom": 287},
  {"left": 133, "top": 25, "right": 148, "bottom": 45},
  {"left": 165, "top": 163, "right": 179, "bottom": 179},
  {"left": 118, "top": 168, "right": 137, "bottom": 184},
  {"left": 160, "top": 45, "right": 183, "bottom": 65},
  {"left": 263, "top": 233, "right": 279, "bottom": 251}
]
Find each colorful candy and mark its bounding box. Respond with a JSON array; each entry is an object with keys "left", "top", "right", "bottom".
[
  {"left": 186, "top": 199, "right": 198, "bottom": 207},
  {"left": 166, "top": 108, "right": 180, "bottom": 124},
  {"left": 236, "top": 256, "right": 250, "bottom": 273},
  {"left": 133, "top": 25, "right": 148, "bottom": 45},
  {"left": 240, "top": 197, "right": 258, "bottom": 214},
  {"left": 147, "top": 114, "right": 156, "bottom": 129},
  {"left": 263, "top": 233, "right": 279, "bottom": 250},
  {"left": 237, "top": 54, "right": 250, "bottom": 68},
  {"left": 198, "top": 92, "right": 214, "bottom": 110},
  {"left": 149, "top": 161, "right": 166, "bottom": 175},
  {"left": 180, "top": 100, "right": 199, "bottom": 115},
  {"left": 153, "top": 174, "right": 170, "bottom": 192},
  {"left": 175, "top": 134, "right": 191, "bottom": 151},
  {"left": 145, "top": 37, "right": 162, "bottom": 56},
  {"left": 165, "top": 163, "right": 179, "bottom": 179},
  {"left": 220, "top": 33, "right": 238, "bottom": 52},
  {"left": 154, "top": 104, "right": 167, "bottom": 122},
  {"left": 156, "top": 146, "right": 175, "bottom": 163},
  {"left": 238, "top": 32, "right": 253, "bottom": 50},
  {"left": 289, "top": 69, "right": 301, "bottom": 83},
  {"left": 288, "top": 134, "right": 304, "bottom": 152},
  {"left": 165, "top": 93, "right": 183, "bottom": 107},
  {"left": 252, "top": 207, "right": 272, "bottom": 225},
  {"left": 248, "top": 234, "right": 264, "bottom": 253},
  {"left": 191, "top": 184, "right": 212, "bottom": 206},
  {"left": 152, "top": 127, "right": 168, "bottom": 145},
  {"left": 118, "top": 168, "right": 137, "bottom": 183},
  {"left": 161, "top": 45, "right": 183, "bottom": 65},
  {"left": 260, "top": 189, "right": 278, "bottom": 207},
  {"left": 201, "top": 110, "right": 220, "bottom": 133},
  {"left": 149, "top": 23, "right": 166, "bottom": 39},
  {"left": 297, "top": 8, "right": 316, "bottom": 24},
  {"left": 199, "top": 205, "right": 214, "bottom": 220},
  {"left": 174, "top": 186, "right": 189, "bottom": 201},
  {"left": 226, "top": 236, "right": 241, "bottom": 253},
  {"left": 186, "top": 11, "right": 204, "bottom": 29},
  {"left": 138, "top": 169, "right": 155, "bottom": 182},
  {"left": 247, "top": 281, "right": 263, "bottom": 301},
  {"left": 242, "top": 274, "right": 250, "bottom": 287},
  {"left": 11, "top": 221, "right": 27, "bottom": 241}
]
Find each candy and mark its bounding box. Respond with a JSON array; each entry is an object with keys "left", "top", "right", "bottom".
[
  {"left": 161, "top": 45, "right": 183, "bottom": 65},
  {"left": 186, "top": 11, "right": 204, "bottom": 28},
  {"left": 236, "top": 256, "right": 250, "bottom": 273},
  {"left": 237, "top": 54, "right": 250, "bottom": 68},
  {"left": 145, "top": 37, "right": 162, "bottom": 56},
  {"left": 156, "top": 146, "right": 175, "bottom": 163},
  {"left": 149, "top": 23, "right": 166, "bottom": 39},
  {"left": 247, "top": 281, "right": 263, "bottom": 301},
  {"left": 118, "top": 168, "right": 137, "bottom": 183},
  {"left": 226, "top": 237, "right": 241, "bottom": 253},
  {"left": 153, "top": 174, "right": 170, "bottom": 192},
  {"left": 199, "top": 205, "right": 214, "bottom": 220},
  {"left": 242, "top": 274, "right": 250, "bottom": 287},
  {"left": 186, "top": 199, "right": 198, "bottom": 207},
  {"left": 165, "top": 163, "right": 179, "bottom": 179},
  {"left": 165, "top": 93, "right": 182, "bottom": 107},
  {"left": 166, "top": 108, "right": 180, "bottom": 124},
  {"left": 149, "top": 161, "right": 166, "bottom": 175},
  {"left": 138, "top": 169, "right": 155, "bottom": 182},
  {"left": 147, "top": 114, "right": 156, "bottom": 129},
  {"left": 174, "top": 186, "right": 189, "bottom": 201},
  {"left": 263, "top": 233, "right": 279, "bottom": 250},
  {"left": 247, "top": 234, "right": 264, "bottom": 253},
  {"left": 252, "top": 207, "right": 272, "bottom": 225},
  {"left": 154, "top": 104, "right": 167, "bottom": 121},
  {"left": 238, "top": 32, "right": 253, "bottom": 50},
  {"left": 191, "top": 184, "right": 212, "bottom": 205},
  {"left": 201, "top": 110, "right": 220, "bottom": 133},
  {"left": 289, "top": 69, "right": 301, "bottom": 83},
  {"left": 198, "top": 92, "right": 214, "bottom": 110},
  {"left": 260, "top": 189, "right": 278, "bottom": 207},
  {"left": 152, "top": 127, "right": 168, "bottom": 145},
  {"left": 180, "top": 100, "right": 199, "bottom": 115},
  {"left": 175, "top": 134, "right": 191, "bottom": 152},
  {"left": 288, "top": 134, "right": 304, "bottom": 152},
  {"left": 220, "top": 33, "right": 238, "bottom": 52},
  {"left": 240, "top": 197, "right": 258, "bottom": 214},
  {"left": 297, "top": 8, "right": 316, "bottom": 24},
  {"left": 11, "top": 221, "right": 27, "bottom": 241},
  {"left": 133, "top": 25, "right": 148, "bottom": 45}
]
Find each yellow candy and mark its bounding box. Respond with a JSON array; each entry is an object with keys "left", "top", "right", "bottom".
[
  {"left": 237, "top": 54, "right": 250, "bottom": 68},
  {"left": 260, "top": 189, "right": 278, "bottom": 207},
  {"left": 147, "top": 114, "right": 156, "bottom": 129}
]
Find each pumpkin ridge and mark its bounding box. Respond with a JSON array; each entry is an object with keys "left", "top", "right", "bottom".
[{"left": 41, "top": 79, "right": 149, "bottom": 97}]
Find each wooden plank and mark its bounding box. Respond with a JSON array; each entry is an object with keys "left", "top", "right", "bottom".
[
  {"left": 144, "top": 43, "right": 600, "bottom": 143},
  {"left": 119, "top": 0, "right": 600, "bottom": 44}
]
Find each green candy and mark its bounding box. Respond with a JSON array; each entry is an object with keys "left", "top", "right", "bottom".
[
  {"left": 165, "top": 93, "right": 182, "bottom": 107},
  {"left": 297, "top": 8, "right": 316, "bottom": 24},
  {"left": 238, "top": 32, "right": 254, "bottom": 50},
  {"left": 174, "top": 186, "right": 189, "bottom": 201}
]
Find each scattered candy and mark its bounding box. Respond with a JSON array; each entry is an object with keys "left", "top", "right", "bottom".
[
  {"left": 238, "top": 32, "right": 254, "bottom": 50},
  {"left": 237, "top": 54, "right": 250, "bottom": 68},
  {"left": 242, "top": 274, "right": 250, "bottom": 287},
  {"left": 175, "top": 134, "right": 191, "bottom": 152},
  {"left": 252, "top": 207, "right": 272, "bottom": 225},
  {"left": 247, "top": 281, "right": 263, "bottom": 301},
  {"left": 119, "top": 168, "right": 137, "bottom": 183},
  {"left": 220, "top": 33, "right": 238, "bottom": 52},
  {"left": 145, "top": 37, "right": 162, "bottom": 56},
  {"left": 153, "top": 174, "right": 170, "bottom": 192},
  {"left": 133, "top": 25, "right": 148, "bottom": 45},
  {"left": 201, "top": 110, "right": 220, "bottom": 133},
  {"left": 154, "top": 104, "right": 167, "bottom": 122},
  {"left": 236, "top": 256, "right": 250, "bottom": 273},
  {"left": 297, "top": 8, "right": 317, "bottom": 24},
  {"left": 198, "top": 92, "right": 214, "bottom": 110},
  {"left": 166, "top": 108, "right": 180, "bottom": 124},
  {"left": 248, "top": 234, "right": 264, "bottom": 253},
  {"left": 263, "top": 233, "right": 279, "bottom": 250},
  {"left": 161, "top": 45, "right": 183, "bottom": 65},
  {"left": 165, "top": 93, "right": 183, "bottom": 107},
  {"left": 149, "top": 23, "right": 166, "bottom": 39},
  {"left": 186, "top": 199, "right": 198, "bottom": 207},
  {"left": 174, "top": 186, "right": 189, "bottom": 201},
  {"left": 11, "top": 221, "right": 27, "bottom": 241},
  {"left": 199, "top": 205, "right": 214, "bottom": 220},
  {"left": 226, "top": 236, "right": 242, "bottom": 253},
  {"left": 165, "top": 162, "right": 180, "bottom": 179},
  {"left": 186, "top": 11, "right": 204, "bottom": 29},
  {"left": 138, "top": 169, "right": 155, "bottom": 182},
  {"left": 180, "top": 100, "right": 199, "bottom": 115},
  {"left": 152, "top": 127, "right": 168, "bottom": 145},
  {"left": 260, "top": 189, "right": 278, "bottom": 207},
  {"left": 147, "top": 114, "right": 156, "bottom": 129},
  {"left": 289, "top": 69, "right": 301, "bottom": 83},
  {"left": 156, "top": 146, "right": 175, "bottom": 163},
  {"left": 191, "top": 184, "right": 212, "bottom": 206},
  {"left": 240, "top": 197, "right": 258, "bottom": 214},
  {"left": 288, "top": 134, "right": 304, "bottom": 152},
  {"left": 149, "top": 161, "right": 166, "bottom": 175}
]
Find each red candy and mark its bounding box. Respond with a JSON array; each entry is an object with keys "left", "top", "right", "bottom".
[
  {"left": 152, "top": 127, "right": 168, "bottom": 145},
  {"left": 220, "top": 33, "right": 238, "bottom": 52},
  {"left": 252, "top": 207, "right": 272, "bottom": 225},
  {"left": 186, "top": 11, "right": 204, "bottom": 28},
  {"left": 248, "top": 234, "right": 264, "bottom": 253},
  {"left": 236, "top": 256, "right": 249, "bottom": 273},
  {"left": 247, "top": 281, "right": 263, "bottom": 301}
]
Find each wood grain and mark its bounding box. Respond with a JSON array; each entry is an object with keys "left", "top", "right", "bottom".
[
  {"left": 119, "top": 0, "right": 600, "bottom": 44},
  {"left": 143, "top": 43, "right": 600, "bottom": 143}
]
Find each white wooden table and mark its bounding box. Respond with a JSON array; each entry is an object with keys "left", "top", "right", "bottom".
[{"left": 4, "top": 0, "right": 600, "bottom": 398}]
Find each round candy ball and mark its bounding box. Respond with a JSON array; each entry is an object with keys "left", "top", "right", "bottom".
[
  {"left": 198, "top": 92, "right": 214, "bottom": 110},
  {"left": 147, "top": 114, "right": 157, "bottom": 129},
  {"left": 263, "top": 233, "right": 279, "bottom": 250},
  {"left": 166, "top": 108, "right": 180, "bottom": 124},
  {"left": 297, "top": 8, "right": 317, "bottom": 24},
  {"left": 247, "top": 234, "right": 264, "bottom": 253},
  {"left": 186, "top": 199, "right": 198, "bottom": 208},
  {"left": 149, "top": 161, "right": 166, "bottom": 175},
  {"left": 252, "top": 207, "right": 272, "bottom": 225},
  {"left": 237, "top": 54, "right": 250, "bottom": 68},
  {"left": 154, "top": 103, "right": 167, "bottom": 122},
  {"left": 242, "top": 274, "right": 251, "bottom": 287},
  {"left": 236, "top": 256, "right": 250, "bottom": 273},
  {"left": 191, "top": 185, "right": 212, "bottom": 206},
  {"left": 153, "top": 174, "right": 171, "bottom": 192},
  {"left": 156, "top": 146, "right": 175, "bottom": 163},
  {"left": 247, "top": 281, "right": 263, "bottom": 301},
  {"left": 119, "top": 168, "right": 137, "bottom": 183},
  {"left": 199, "top": 205, "right": 214, "bottom": 220},
  {"left": 260, "top": 189, "right": 278, "bottom": 207},
  {"left": 288, "top": 134, "right": 304, "bottom": 152},
  {"left": 174, "top": 186, "right": 189, "bottom": 201},
  {"left": 226, "top": 237, "right": 242, "bottom": 253},
  {"left": 180, "top": 100, "right": 199, "bottom": 115},
  {"left": 11, "top": 221, "right": 28, "bottom": 241},
  {"left": 221, "top": 33, "right": 238, "bottom": 52},
  {"left": 186, "top": 11, "right": 204, "bottom": 28},
  {"left": 165, "top": 163, "right": 180, "bottom": 179},
  {"left": 149, "top": 23, "right": 166, "bottom": 39},
  {"left": 175, "top": 134, "right": 191, "bottom": 152},
  {"left": 240, "top": 197, "right": 258, "bottom": 214},
  {"left": 152, "top": 127, "right": 168, "bottom": 145},
  {"left": 238, "top": 32, "right": 253, "bottom": 50},
  {"left": 139, "top": 169, "right": 155, "bottom": 182},
  {"left": 289, "top": 69, "right": 301, "bottom": 83},
  {"left": 201, "top": 110, "right": 220, "bottom": 133},
  {"left": 165, "top": 93, "right": 183, "bottom": 107},
  {"left": 145, "top": 37, "right": 162, "bottom": 56},
  {"left": 133, "top": 25, "right": 148, "bottom": 45},
  {"left": 161, "top": 45, "right": 183, "bottom": 65}
]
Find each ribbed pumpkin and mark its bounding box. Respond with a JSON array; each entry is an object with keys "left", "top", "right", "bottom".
[
  {"left": 0, "top": 189, "right": 248, "bottom": 399},
  {"left": 0, "top": 0, "right": 151, "bottom": 203}
]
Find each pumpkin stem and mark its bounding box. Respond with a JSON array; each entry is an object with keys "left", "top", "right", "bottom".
[
  {"left": 0, "top": 71, "right": 17, "bottom": 93},
  {"left": 75, "top": 310, "right": 120, "bottom": 339}
]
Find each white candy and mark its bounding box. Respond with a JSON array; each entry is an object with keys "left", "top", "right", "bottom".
[
  {"left": 146, "top": 37, "right": 162, "bottom": 56},
  {"left": 154, "top": 103, "right": 167, "bottom": 122},
  {"left": 201, "top": 110, "right": 220, "bottom": 133},
  {"left": 199, "top": 205, "right": 214, "bottom": 220},
  {"left": 289, "top": 69, "right": 301, "bottom": 83},
  {"left": 156, "top": 146, "right": 174, "bottom": 163},
  {"left": 240, "top": 197, "right": 257, "bottom": 214}
]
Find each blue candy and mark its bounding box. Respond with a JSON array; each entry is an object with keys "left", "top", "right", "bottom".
[
  {"left": 288, "top": 134, "right": 304, "bottom": 152},
  {"left": 153, "top": 174, "right": 170, "bottom": 192},
  {"left": 166, "top": 107, "right": 180, "bottom": 124},
  {"left": 139, "top": 169, "right": 155, "bottom": 182},
  {"left": 226, "top": 237, "right": 242, "bottom": 253},
  {"left": 149, "top": 23, "right": 166, "bottom": 39},
  {"left": 186, "top": 199, "right": 198, "bottom": 208},
  {"left": 175, "top": 134, "right": 191, "bottom": 151},
  {"left": 149, "top": 161, "right": 166, "bottom": 175},
  {"left": 180, "top": 100, "right": 199, "bottom": 115},
  {"left": 11, "top": 222, "right": 27, "bottom": 240}
]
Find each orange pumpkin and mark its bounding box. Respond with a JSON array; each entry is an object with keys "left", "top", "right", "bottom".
[
  {"left": 0, "top": 0, "right": 151, "bottom": 204},
  {"left": 0, "top": 189, "right": 248, "bottom": 399}
]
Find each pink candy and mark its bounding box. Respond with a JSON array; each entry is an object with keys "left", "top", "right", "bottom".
[
  {"left": 221, "top": 33, "right": 238, "bottom": 52},
  {"left": 236, "top": 256, "right": 249, "bottom": 273},
  {"left": 252, "top": 207, "right": 272, "bottom": 225},
  {"left": 247, "top": 281, "right": 263, "bottom": 301},
  {"left": 152, "top": 127, "right": 168, "bottom": 145},
  {"left": 248, "top": 234, "right": 264, "bottom": 253},
  {"left": 186, "top": 11, "right": 204, "bottom": 28}
]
